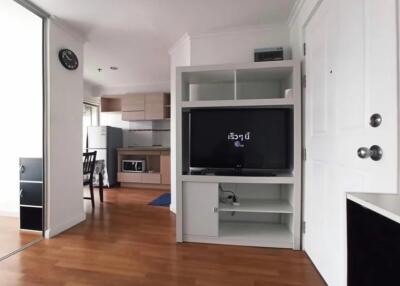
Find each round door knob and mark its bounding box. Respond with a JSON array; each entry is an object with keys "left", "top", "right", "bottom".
[
  {"left": 370, "top": 113, "right": 382, "bottom": 127},
  {"left": 357, "top": 145, "right": 383, "bottom": 161},
  {"left": 369, "top": 145, "right": 383, "bottom": 161},
  {"left": 357, "top": 147, "right": 370, "bottom": 159}
]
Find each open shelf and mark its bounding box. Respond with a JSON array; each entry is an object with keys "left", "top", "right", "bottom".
[
  {"left": 180, "top": 61, "right": 295, "bottom": 102},
  {"left": 219, "top": 222, "right": 292, "bottom": 248},
  {"left": 219, "top": 199, "right": 293, "bottom": 214},
  {"left": 182, "top": 70, "right": 235, "bottom": 101}
]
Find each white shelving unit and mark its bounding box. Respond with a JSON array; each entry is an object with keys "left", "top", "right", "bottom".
[{"left": 175, "top": 60, "right": 302, "bottom": 250}]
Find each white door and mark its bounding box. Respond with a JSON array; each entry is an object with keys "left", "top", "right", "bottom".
[
  {"left": 304, "top": 0, "right": 398, "bottom": 285},
  {"left": 182, "top": 182, "right": 218, "bottom": 237}
]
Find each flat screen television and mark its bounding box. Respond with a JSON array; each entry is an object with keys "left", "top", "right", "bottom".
[{"left": 190, "top": 108, "right": 292, "bottom": 173}]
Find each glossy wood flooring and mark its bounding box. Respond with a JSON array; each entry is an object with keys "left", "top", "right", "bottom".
[
  {"left": 0, "top": 188, "right": 325, "bottom": 286},
  {"left": 0, "top": 217, "right": 41, "bottom": 259}
]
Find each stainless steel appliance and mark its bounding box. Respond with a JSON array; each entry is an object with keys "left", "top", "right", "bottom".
[
  {"left": 87, "top": 126, "right": 122, "bottom": 186},
  {"left": 122, "top": 160, "right": 146, "bottom": 173}
]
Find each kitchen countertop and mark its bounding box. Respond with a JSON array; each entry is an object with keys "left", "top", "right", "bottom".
[
  {"left": 117, "top": 146, "right": 170, "bottom": 152},
  {"left": 347, "top": 192, "right": 400, "bottom": 224}
]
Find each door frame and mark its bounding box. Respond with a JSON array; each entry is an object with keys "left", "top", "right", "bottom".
[
  {"left": 300, "top": 0, "right": 324, "bottom": 250},
  {"left": 15, "top": 0, "right": 50, "bottom": 238}
]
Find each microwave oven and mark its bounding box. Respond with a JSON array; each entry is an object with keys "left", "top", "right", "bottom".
[{"left": 122, "top": 160, "right": 146, "bottom": 173}]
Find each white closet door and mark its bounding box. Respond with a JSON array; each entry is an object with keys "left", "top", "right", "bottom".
[
  {"left": 304, "top": 0, "right": 398, "bottom": 285},
  {"left": 182, "top": 182, "right": 218, "bottom": 237}
]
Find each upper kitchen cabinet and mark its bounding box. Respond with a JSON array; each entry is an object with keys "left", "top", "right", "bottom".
[
  {"left": 101, "top": 97, "right": 122, "bottom": 112},
  {"left": 121, "top": 93, "right": 170, "bottom": 121},
  {"left": 121, "top": 94, "right": 145, "bottom": 120},
  {"left": 145, "top": 93, "right": 170, "bottom": 120}
]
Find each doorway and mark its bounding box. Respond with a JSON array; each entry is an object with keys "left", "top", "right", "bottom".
[{"left": 0, "top": 0, "right": 46, "bottom": 259}]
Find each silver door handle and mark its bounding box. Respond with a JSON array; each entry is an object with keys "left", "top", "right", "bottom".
[{"left": 357, "top": 145, "right": 383, "bottom": 161}]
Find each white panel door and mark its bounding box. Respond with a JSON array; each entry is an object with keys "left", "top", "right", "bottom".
[
  {"left": 182, "top": 182, "right": 218, "bottom": 237},
  {"left": 304, "top": 0, "right": 398, "bottom": 285}
]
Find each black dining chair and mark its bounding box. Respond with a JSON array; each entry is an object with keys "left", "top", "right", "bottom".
[{"left": 83, "top": 151, "right": 97, "bottom": 208}]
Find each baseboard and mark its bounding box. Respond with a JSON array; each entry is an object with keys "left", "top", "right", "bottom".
[{"left": 45, "top": 212, "right": 85, "bottom": 239}]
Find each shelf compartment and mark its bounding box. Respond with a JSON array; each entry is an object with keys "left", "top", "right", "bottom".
[
  {"left": 219, "top": 221, "right": 292, "bottom": 248},
  {"left": 219, "top": 199, "right": 293, "bottom": 214},
  {"left": 182, "top": 70, "right": 235, "bottom": 102},
  {"left": 236, "top": 66, "right": 293, "bottom": 100}
]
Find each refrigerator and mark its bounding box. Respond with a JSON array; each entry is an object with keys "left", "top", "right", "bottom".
[{"left": 87, "top": 126, "right": 123, "bottom": 186}]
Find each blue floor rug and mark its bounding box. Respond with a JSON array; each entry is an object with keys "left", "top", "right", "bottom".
[{"left": 149, "top": 192, "right": 171, "bottom": 207}]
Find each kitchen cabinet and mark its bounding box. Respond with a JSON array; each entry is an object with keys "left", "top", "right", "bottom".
[
  {"left": 145, "top": 93, "right": 169, "bottom": 120},
  {"left": 119, "top": 93, "right": 170, "bottom": 121},
  {"left": 160, "top": 152, "right": 171, "bottom": 185},
  {"left": 101, "top": 98, "right": 121, "bottom": 112},
  {"left": 121, "top": 94, "right": 145, "bottom": 111},
  {"left": 121, "top": 111, "right": 145, "bottom": 121},
  {"left": 117, "top": 148, "right": 170, "bottom": 189}
]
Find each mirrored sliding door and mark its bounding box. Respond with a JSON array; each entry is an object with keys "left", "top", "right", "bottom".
[{"left": 0, "top": 0, "right": 45, "bottom": 259}]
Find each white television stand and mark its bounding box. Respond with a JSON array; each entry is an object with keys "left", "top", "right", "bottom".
[{"left": 175, "top": 61, "right": 302, "bottom": 249}]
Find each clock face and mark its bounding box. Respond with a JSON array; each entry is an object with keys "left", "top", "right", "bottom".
[{"left": 58, "top": 49, "right": 79, "bottom": 70}]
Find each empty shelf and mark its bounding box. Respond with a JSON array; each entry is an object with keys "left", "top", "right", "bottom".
[
  {"left": 219, "top": 199, "right": 293, "bottom": 214},
  {"left": 219, "top": 222, "right": 292, "bottom": 248}
]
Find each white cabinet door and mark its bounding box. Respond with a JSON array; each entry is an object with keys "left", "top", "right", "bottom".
[
  {"left": 183, "top": 182, "right": 218, "bottom": 237},
  {"left": 304, "top": 0, "right": 398, "bottom": 285}
]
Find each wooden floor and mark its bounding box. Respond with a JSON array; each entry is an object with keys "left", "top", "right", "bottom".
[
  {"left": 0, "top": 188, "right": 325, "bottom": 286},
  {"left": 0, "top": 216, "right": 41, "bottom": 259}
]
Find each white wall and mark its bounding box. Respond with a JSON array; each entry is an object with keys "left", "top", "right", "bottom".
[
  {"left": 83, "top": 81, "right": 101, "bottom": 105},
  {"left": 46, "top": 19, "right": 86, "bottom": 238},
  {"left": 169, "top": 34, "right": 191, "bottom": 213},
  {"left": 190, "top": 25, "right": 290, "bottom": 66},
  {"left": 0, "top": 1, "right": 43, "bottom": 217}
]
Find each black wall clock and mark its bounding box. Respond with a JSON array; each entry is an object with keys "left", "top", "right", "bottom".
[{"left": 58, "top": 49, "right": 79, "bottom": 70}]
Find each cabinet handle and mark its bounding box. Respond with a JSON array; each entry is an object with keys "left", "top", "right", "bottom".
[
  {"left": 213, "top": 207, "right": 218, "bottom": 213},
  {"left": 20, "top": 189, "right": 23, "bottom": 198}
]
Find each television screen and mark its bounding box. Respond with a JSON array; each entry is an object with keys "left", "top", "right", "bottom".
[{"left": 190, "top": 108, "right": 291, "bottom": 170}]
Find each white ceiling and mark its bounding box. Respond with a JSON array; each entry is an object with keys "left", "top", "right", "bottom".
[{"left": 32, "top": 0, "right": 296, "bottom": 91}]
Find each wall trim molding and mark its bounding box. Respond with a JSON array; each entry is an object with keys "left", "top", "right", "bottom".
[
  {"left": 169, "top": 32, "right": 191, "bottom": 55},
  {"left": 50, "top": 17, "right": 87, "bottom": 43},
  {"left": 288, "top": 0, "right": 306, "bottom": 28},
  {"left": 45, "top": 212, "right": 85, "bottom": 239},
  {"left": 190, "top": 24, "right": 288, "bottom": 40}
]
